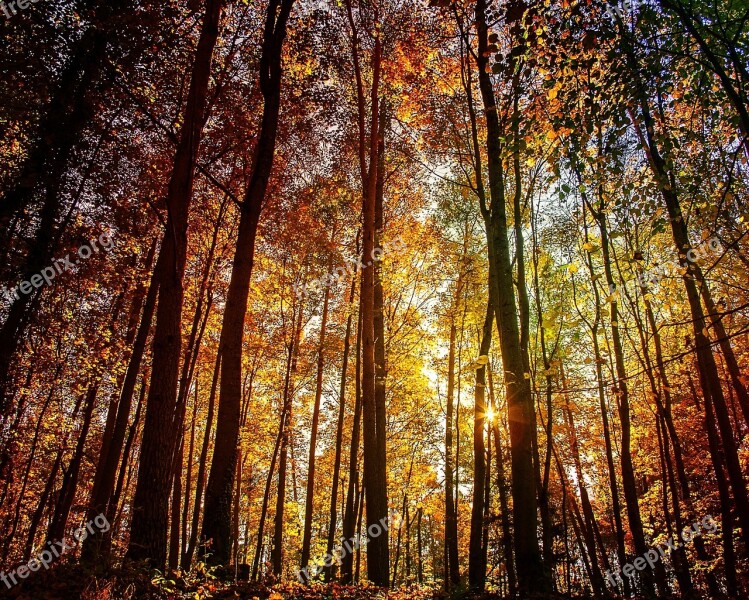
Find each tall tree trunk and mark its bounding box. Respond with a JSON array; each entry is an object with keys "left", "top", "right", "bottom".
[
  {"left": 201, "top": 0, "right": 295, "bottom": 565},
  {"left": 473, "top": 0, "right": 544, "bottom": 593},
  {"left": 126, "top": 0, "right": 224, "bottom": 566},
  {"left": 469, "top": 301, "right": 492, "bottom": 591},
  {"left": 352, "top": 5, "right": 389, "bottom": 581},
  {"left": 324, "top": 270, "right": 357, "bottom": 581},
  {"left": 301, "top": 279, "right": 331, "bottom": 572},
  {"left": 341, "top": 308, "right": 363, "bottom": 583}
]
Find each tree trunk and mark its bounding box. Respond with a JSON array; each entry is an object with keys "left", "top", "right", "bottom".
[
  {"left": 341, "top": 308, "right": 363, "bottom": 583},
  {"left": 487, "top": 365, "right": 517, "bottom": 598},
  {"left": 324, "top": 269, "right": 357, "bottom": 581},
  {"left": 82, "top": 242, "right": 159, "bottom": 563},
  {"left": 444, "top": 316, "right": 460, "bottom": 589},
  {"left": 126, "top": 0, "right": 224, "bottom": 566},
  {"left": 301, "top": 279, "right": 331, "bottom": 572},
  {"left": 354, "top": 15, "right": 388, "bottom": 584},
  {"left": 184, "top": 353, "right": 220, "bottom": 569},
  {"left": 46, "top": 383, "right": 98, "bottom": 544},
  {"left": 562, "top": 371, "right": 606, "bottom": 596},
  {"left": 473, "top": 0, "right": 544, "bottom": 592},
  {"left": 201, "top": 0, "right": 295, "bottom": 565},
  {"left": 251, "top": 402, "right": 285, "bottom": 580},
  {"left": 468, "top": 300, "right": 492, "bottom": 591},
  {"left": 271, "top": 298, "right": 304, "bottom": 576}
]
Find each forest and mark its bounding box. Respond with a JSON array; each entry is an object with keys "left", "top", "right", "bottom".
[{"left": 0, "top": 0, "right": 748, "bottom": 598}]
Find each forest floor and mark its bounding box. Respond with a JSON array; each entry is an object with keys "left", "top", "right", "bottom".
[{"left": 0, "top": 562, "right": 618, "bottom": 600}]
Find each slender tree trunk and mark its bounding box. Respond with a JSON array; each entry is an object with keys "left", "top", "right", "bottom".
[
  {"left": 23, "top": 447, "right": 63, "bottom": 561},
  {"left": 469, "top": 301, "right": 492, "bottom": 591},
  {"left": 169, "top": 437, "right": 184, "bottom": 571},
  {"left": 184, "top": 353, "right": 219, "bottom": 569},
  {"left": 444, "top": 316, "right": 460, "bottom": 589},
  {"left": 251, "top": 403, "right": 284, "bottom": 580},
  {"left": 416, "top": 507, "right": 423, "bottom": 584},
  {"left": 562, "top": 372, "right": 606, "bottom": 596},
  {"left": 341, "top": 309, "right": 363, "bottom": 583},
  {"left": 201, "top": 0, "right": 295, "bottom": 565},
  {"left": 182, "top": 386, "right": 198, "bottom": 563},
  {"left": 46, "top": 383, "right": 98, "bottom": 544},
  {"left": 271, "top": 299, "right": 303, "bottom": 576},
  {"left": 301, "top": 279, "right": 331, "bottom": 572},
  {"left": 324, "top": 270, "right": 357, "bottom": 581},
  {"left": 699, "top": 284, "right": 749, "bottom": 428},
  {"left": 82, "top": 243, "right": 159, "bottom": 563},
  {"left": 488, "top": 365, "right": 516, "bottom": 598}
]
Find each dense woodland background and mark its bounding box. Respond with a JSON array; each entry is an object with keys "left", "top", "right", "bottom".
[{"left": 0, "top": 0, "right": 748, "bottom": 598}]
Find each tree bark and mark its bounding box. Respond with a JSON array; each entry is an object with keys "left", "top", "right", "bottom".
[
  {"left": 126, "top": 0, "right": 224, "bottom": 566},
  {"left": 201, "top": 0, "right": 295, "bottom": 565},
  {"left": 301, "top": 278, "right": 331, "bottom": 572},
  {"left": 468, "top": 300, "right": 492, "bottom": 591},
  {"left": 324, "top": 269, "right": 357, "bottom": 581},
  {"left": 473, "top": 0, "right": 544, "bottom": 592}
]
